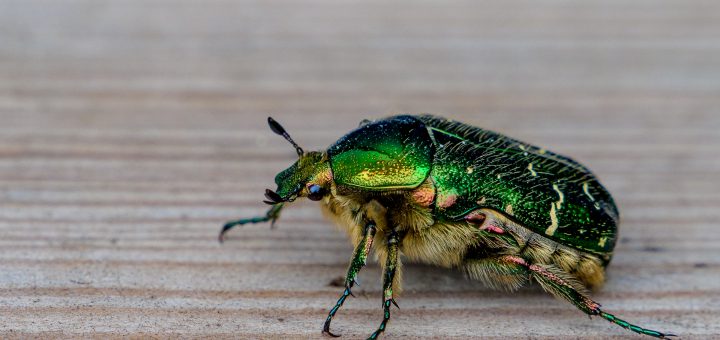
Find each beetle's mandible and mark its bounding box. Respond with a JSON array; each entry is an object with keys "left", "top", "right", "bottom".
[{"left": 220, "top": 115, "right": 674, "bottom": 339}]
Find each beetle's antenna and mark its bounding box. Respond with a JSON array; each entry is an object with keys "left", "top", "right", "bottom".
[{"left": 268, "top": 117, "right": 303, "bottom": 156}]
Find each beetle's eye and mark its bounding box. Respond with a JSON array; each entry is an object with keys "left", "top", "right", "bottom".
[{"left": 307, "top": 184, "right": 325, "bottom": 201}]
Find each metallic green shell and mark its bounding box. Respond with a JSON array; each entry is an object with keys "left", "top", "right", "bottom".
[
  {"left": 323, "top": 114, "right": 618, "bottom": 260},
  {"left": 417, "top": 115, "right": 619, "bottom": 260},
  {"left": 328, "top": 116, "right": 434, "bottom": 190}
]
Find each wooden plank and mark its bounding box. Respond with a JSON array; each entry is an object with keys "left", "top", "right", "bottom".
[{"left": 0, "top": 0, "right": 717, "bottom": 338}]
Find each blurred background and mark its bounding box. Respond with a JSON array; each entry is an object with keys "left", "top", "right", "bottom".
[{"left": 0, "top": 0, "right": 718, "bottom": 338}]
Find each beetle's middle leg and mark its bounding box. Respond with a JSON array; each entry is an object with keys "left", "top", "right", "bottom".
[
  {"left": 218, "top": 203, "right": 284, "bottom": 242},
  {"left": 367, "top": 229, "right": 400, "bottom": 340}
]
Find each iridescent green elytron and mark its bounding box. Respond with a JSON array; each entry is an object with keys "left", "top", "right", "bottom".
[
  {"left": 426, "top": 116, "right": 618, "bottom": 260},
  {"left": 219, "top": 115, "right": 674, "bottom": 339}
]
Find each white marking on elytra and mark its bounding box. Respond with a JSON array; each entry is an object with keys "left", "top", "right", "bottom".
[
  {"left": 598, "top": 236, "right": 608, "bottom": 247},
  {"left": 552, "top": 183, "right": 565, "bottom": 209},
  {"left": 546, "top": 203, "right": 559, "bottom": 236},
  {"left": 527, "top": 163, "right": 537, "bottom": 177},
  {"left": 546, "top": 183, "right": 565, "bottom": 236},
  {"left": 582, "top": 182, "right": 595, "bottom": 201},
  {"left": 583, "top": 182, "right": 602, "bottom": 210},
  {"left": 505, "top": 204, "right": 514, "bottom": 215}
]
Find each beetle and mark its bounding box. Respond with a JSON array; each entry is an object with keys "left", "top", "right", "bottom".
[{"left": 219, "top": 115, "right": 674, "bottom": 339}]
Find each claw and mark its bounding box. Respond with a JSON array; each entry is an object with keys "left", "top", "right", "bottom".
[
  {"left": 322, "top": 329, "right": 341, "bottom": 338},
  {"left": 218, "top": 222, "right": 236, "bottom": 243},
  {"left": 323, "top": 310, "right": 344, "bottom": 338},
  {"left": 390, "top": 299, "right": 399, "bottom": 309}
]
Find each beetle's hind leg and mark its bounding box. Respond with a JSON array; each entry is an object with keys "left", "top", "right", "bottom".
[
  {"left": 218, "top": 203, "right": 284, "bottom": 242},
  {"left": 525, "top": 258, "right": 675, "bottom": 339},
  {"left": 467, "top": 255, "right": 674, "bottom": 339}
]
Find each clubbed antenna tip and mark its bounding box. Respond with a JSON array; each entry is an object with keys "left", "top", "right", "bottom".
[{"left": 268, "top": 117, "right": 303, "bottom": 156}]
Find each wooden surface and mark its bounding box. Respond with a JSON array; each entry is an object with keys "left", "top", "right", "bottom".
[{"left": 1, "top": 0, "right": 719, "bottom": 338}]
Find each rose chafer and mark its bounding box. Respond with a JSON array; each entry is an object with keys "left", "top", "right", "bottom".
[{"left": 220, "top": 115, "right": 674, "bottom": 339}]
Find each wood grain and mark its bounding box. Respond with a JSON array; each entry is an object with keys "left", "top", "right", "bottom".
[{"left": 0, "top": 0, "right": 718, "bottom": 338}]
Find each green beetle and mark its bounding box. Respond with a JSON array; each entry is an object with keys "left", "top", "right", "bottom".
[{"left": 220, "top": 115, "right": 673, "bottom": 339}]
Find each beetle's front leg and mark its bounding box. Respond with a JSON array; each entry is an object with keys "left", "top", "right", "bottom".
[
  {"left": 322, "top": 220, "right": 377, "bottom": 337},
  {"left": 218, "top": 203, "right": 284, "bottom": 242},
  {"left": 368, "top": 229, "right": 400, "bottom": 340}
]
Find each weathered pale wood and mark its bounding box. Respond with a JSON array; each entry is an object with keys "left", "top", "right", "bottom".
[{"left": 0, "top": 0, "right": 717, "bottom": 338}]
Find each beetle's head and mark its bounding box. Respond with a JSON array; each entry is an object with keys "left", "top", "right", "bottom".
[{"left": 263, "top": 117, "right": 332, "bottom": 205}]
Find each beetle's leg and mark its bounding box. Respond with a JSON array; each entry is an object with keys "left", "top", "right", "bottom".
[
  {"left": 218, "top": 203, "right": 284, "bottom": 242},
  {"left": 494, "top": 255, "right": 675, "bottom": 339},
  {"left": 367, "top": 229, "right": 400, "bottom": 340},
  {"left": 322, "top": 221, "right": 377, "bottom": 337}
]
